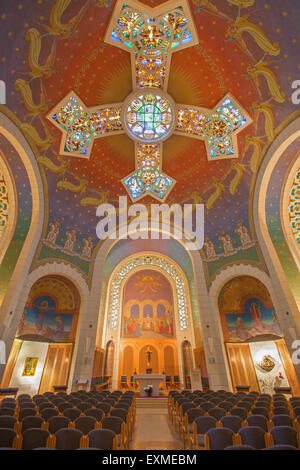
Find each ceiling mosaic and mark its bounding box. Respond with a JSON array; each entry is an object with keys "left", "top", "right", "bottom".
[{"left": 0, "top": 0, "right": 299, "bottom": 285}]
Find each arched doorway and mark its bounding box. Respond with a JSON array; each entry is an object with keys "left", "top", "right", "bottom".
[
  {"left": 218, "top": 275, "right": 300, "bottom": 394},
  {"left": 1, "top": 275, "right": 80, "bottom": 394}
]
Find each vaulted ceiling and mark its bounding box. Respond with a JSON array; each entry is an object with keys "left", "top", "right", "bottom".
[{"left": 0, "top": 0, "right": 299, "bottom": 284}]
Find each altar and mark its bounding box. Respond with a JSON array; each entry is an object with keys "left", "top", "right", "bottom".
[{"left": 134, "top": 374, "right": 165, "bottom": 397}]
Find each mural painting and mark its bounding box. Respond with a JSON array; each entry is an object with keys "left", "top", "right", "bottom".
[
  {"left": 122, "top": 269, "right": 175, "bottom": 339},
  {"left": 15, "top": 276, "right": 79, "bottom": 344},
  {"left": 219, "top": 276, "right": 282, "bottom": 343},
  {"left": 17, "top": 295, "right": 74, "bottom": 343}
]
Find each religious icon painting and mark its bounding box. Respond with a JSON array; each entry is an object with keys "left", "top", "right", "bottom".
[{"left": 22, "top": 357, "right": 38, "bottom": 377}]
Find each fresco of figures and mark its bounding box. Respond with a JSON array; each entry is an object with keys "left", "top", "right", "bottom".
[
  {"left": 203, "top": 223, "right": 256, "bottom": 262},
  {"left": 43, "top": 221, "right": 94, "bottom": 262},
  {"left": 122, "top": 269, "right": 175, "bottom": 339},
  {"left": 219, "top": 275, "right": 282, "bottom": 343},
  {"left": 16, "top": 295, "right": 74, "bottom": 343}
]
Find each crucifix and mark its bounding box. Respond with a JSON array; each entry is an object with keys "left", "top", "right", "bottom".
[
  {"left": 48, "top": 0, "right": 252, "bottom": 202},
  {"left": 146, "top": 346, "right": 152, "bottom": 367}
]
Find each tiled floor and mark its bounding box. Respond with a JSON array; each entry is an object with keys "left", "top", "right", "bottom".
[{"left": 131, "top": 412, "right": 184, "bottom": 450}]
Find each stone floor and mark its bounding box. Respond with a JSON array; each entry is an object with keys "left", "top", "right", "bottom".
[{"left": 131, "top": 399, "right": 184, "bottom": 450}]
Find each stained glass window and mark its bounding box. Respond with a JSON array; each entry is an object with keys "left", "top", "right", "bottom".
[
  {"left": 125, "top": 92, "right": 174, "bottom": 143},
  {"left": 289, "top": 168, "right": 300, "bottom": 247},
  {"left": 0, "top": 164, "right": 9, "bottom": 240}
]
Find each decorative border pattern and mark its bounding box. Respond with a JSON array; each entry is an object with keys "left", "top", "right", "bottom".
[{"left": 107, "top": 254, "right": 189, "bottom": 330}]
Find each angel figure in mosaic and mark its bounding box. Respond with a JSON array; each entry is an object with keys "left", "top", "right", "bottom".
[
  {"left": 226, "top": 15, "right": 281, "bottom": 57},
  {"left": 247, "top": 63, "right": 286, "bottom": 103}
]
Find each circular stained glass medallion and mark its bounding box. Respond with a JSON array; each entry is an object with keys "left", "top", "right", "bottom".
[{"left": 124, "top": 90, "right": 175, "bottom": 143}]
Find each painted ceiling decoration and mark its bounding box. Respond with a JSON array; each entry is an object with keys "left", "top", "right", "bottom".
[{"left": 49, "top": 0, "right": 251, "bottom": 201}]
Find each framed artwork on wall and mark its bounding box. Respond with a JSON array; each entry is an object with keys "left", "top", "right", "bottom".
[{"left": 22, "top": 357, "right": 38, "bottom": 377}]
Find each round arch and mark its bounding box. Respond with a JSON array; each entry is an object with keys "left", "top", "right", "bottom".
[
  {"left": 0, "top": 110, "right": 45, "bottom": 341},
  {"left": 208, "top": 264, "right": 278, "bottom": 391},
  {"left": 89, "top": 226, "right": 233, "bottom": 391},
  {"left": 253, "top": 115, "right": 300, "bottom": 343},
  {"left": 0, "top": 150, "right": 17, "bottom": 265},
  {"left": 281, "top": 155, "right": 300, "bottom": 271},
  {"left": 8, "top": 262, "right": 89, "bottom": 391}
]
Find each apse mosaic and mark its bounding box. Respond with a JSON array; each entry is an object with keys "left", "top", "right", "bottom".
[
  {"left": 0, "top": 0, "right": 298, "bottom": 291},
  {"left": 108, "top": 254, "right": 189, "bottom": 330},
  {"left": 122, "top": 269, "right": 175, "bottom": 339},
  {"left": 219, "top": 276, "right": 282, "bottom": 343}
]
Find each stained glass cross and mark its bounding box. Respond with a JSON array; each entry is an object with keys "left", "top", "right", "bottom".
[{"left": 48, "top": 0, "right": 252, "bottom": 202}]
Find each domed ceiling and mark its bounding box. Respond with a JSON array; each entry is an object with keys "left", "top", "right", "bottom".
[{"left": 0, "top": 0, "right": 299, "bottom": 288}]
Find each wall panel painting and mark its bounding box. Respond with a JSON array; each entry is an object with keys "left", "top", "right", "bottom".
[
  {"left": 225, "top": 298, "right": 281, "bottom": 342},
  {"left": 122, "top": 269, "right": 175, "bottom": 339},
  {"left": 219, "top": 276, "right": 282, "bottom": 343}
]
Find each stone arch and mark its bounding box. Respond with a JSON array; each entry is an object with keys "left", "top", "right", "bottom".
[
  {"left": 4, "top": 262, "right": 89, "bottom": 390},
  {"left": 0, "top": 150, "right": 17, "bottom": 265},
  {"left": 103, "top": 252, "right": 195, "bottom": 388},
  {"left": 0, "top": 110, "right": 44, "bottom": 341},
  {"left": 253, "top": 116, "right": 300, "bottom": 383}
]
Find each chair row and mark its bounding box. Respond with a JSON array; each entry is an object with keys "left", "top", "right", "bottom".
[
  {"left": 188, "top": 420, "right": 300, "bottom": 450},
  {"left": 0, "top": 427, "right": 119, "bottom": 450}
]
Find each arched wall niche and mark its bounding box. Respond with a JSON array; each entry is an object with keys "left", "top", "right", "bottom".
[
  {"left": 0, "top": 109, "right": 44, "bottom": 344},
  {"left": 90, "top": 226, "right": 233, "bottom": 391},
  {"left": 102, "top": 251, "right": 196, "bottom": 389},
  {"left": 213, "top": 269, "right": 300, "bottom": 395},
  {"left": 0, "top": 149, "right": 17, "bottom": 266},
  {"left": 0, "top": 262, "right": 89, "bottom": 392}
]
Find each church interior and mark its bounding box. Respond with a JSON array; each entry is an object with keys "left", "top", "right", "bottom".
[{"left": 0, "top": 0, "right": 300, "bottom": 452}]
